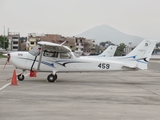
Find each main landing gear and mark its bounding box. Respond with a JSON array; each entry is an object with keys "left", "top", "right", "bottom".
[{"left": 47, "top": 74, "right": 57, "bottom": 82}]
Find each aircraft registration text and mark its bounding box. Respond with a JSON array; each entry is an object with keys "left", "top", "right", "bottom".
[{"left": 98, "top": 63, "right": 110, "bottom": 69}]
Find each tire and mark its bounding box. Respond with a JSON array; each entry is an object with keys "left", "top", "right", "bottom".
[
  {"left": 17, "top": 74, "right": 25, "bottom": 81},
  {"left": 47, "top": 74, "right": 57, "bottom": 82}
]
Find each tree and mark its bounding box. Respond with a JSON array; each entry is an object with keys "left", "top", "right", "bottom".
[
  {"left": 99, "top": 41, "right": 116, "bottom": 54},
  {"left": 156, "top": 42, "right": 160, "bottom": 48},
  {"left": 0, "top": 36, "right": 8, "bottom": 49},
  {"left": 99, "top": 42, "right": 106, "bottom": 47},
  {"left": 94, "top": 44, "right": 100, "bottom": 54},
  {"left": 99, "top": 41, "right": 115, "bottom": 47},
  {"left": 115, "top": 43, "right": 126, "bottom": 56},
  {"left": 105, "top": 41, "right": 112, "bottom": 45}
]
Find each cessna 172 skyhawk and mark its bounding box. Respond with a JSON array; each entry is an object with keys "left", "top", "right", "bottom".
[{"left": 3, "top": 39, "right": 156, "bottom": 82}]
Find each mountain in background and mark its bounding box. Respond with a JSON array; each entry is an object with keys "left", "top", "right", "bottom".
[{"left": 76, "top": 24, "right": 144, "bottom": 46}]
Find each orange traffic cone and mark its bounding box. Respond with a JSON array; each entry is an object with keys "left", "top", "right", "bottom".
[
  {"left": 30, "top": 70, "right": 37, "bottom": 77},
  {"left": 11, "top": 69, "right": 18, "bottom": 86}
]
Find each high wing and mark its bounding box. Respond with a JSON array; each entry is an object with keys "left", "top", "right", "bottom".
[
  {"left": 38, "top": 41, "right": 71, "bottom": 52},
  {"left": 34, "top": 41, "right": 73, "bottom": 70},
  {"left": 122, "top": 62, "right": 138, "bottom": 69}
]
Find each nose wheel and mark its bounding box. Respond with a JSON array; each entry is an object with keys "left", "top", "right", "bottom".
[
  {"left": 17, "top": 74, "right": 25, "bottom": 81},
  {"left": 47, "top": 74, "right": 57, "bottom": 82}
]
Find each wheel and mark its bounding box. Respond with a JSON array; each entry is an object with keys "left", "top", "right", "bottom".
[
  {"left": 47, "top": 74, "right": 57, "bottom": 82},
  {"left": 17, "top": 74, "right": 25, "bottom": 81}
]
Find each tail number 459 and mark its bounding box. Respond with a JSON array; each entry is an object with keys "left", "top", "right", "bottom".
[{"left": 98, "top": 63, "right": 110, "bottom": 69}]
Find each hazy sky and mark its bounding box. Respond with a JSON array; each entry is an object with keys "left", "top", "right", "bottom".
[{"left": 0, "top": 0, "right": 160, "bottom": 40}]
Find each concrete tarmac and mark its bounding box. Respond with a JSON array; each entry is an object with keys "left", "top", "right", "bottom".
[{"left": 0, "top": 58, "right": 160, "bottom": 120}]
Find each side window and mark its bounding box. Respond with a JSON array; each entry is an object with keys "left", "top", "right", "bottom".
[
  {"left": 60, "top": 52, "right": 71, "bottom": 59},
  {"left": 43, "top": 51, "right": 58, "bottom": 58}
]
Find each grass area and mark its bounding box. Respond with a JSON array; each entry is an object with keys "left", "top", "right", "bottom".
[{"left": 0, "top": 53, "right": 6, "bottom": 58}]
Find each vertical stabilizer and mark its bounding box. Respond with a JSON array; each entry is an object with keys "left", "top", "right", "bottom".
[
  {"left": 125, "top": 39, "right": 157, "bottom": 69},
  {"left": 98, "top": 45, "right": 117, "bottom": 57}
]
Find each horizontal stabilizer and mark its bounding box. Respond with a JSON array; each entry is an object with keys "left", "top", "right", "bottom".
[
  {"left": 122, "top": 63, "right": 138, "bottom": 70},
  {"left": 122, "top": 66, "right": 138, "bottom": 70}
]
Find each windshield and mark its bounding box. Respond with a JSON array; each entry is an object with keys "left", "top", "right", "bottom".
[{"left": 29, "top": 45, "right": 41, "bottom": 56}]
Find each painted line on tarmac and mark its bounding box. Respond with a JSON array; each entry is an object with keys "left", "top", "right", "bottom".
[{"left": 0, "top": 83, "right": 11, "bottom": 91}]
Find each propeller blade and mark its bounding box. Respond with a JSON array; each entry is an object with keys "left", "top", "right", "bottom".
[
  {"left": 3, "top": 61, "right": 8, "bottom": 70},
  {"left": 3, "top": 54, "right": 10, "bottom": 70},
  {"left": 6, "top": 73, "right": 21, "bottom": 81}
]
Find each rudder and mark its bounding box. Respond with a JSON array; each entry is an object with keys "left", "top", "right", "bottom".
[{"left": 125, "top": 39, "right": 157, "bottom": 69}]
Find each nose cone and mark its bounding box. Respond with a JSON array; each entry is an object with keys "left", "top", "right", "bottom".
[{"left": 7, "top": 52, "right": 28, "bottom": 69}]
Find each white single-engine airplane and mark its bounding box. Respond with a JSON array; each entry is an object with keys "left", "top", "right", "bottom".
[{"left": 3, "top": 39, "right": 156, "bottom": 82}]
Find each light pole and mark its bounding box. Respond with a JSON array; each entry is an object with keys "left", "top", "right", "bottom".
[{"left": 3, "top": 26, "right": 5, "bottom": 49}]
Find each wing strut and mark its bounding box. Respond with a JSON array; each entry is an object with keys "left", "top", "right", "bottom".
[
  {"left": 30, "top": 56, "right": 37, "bottom": 71},
  {"left": 37, "top": 45, "right": 43, "bottom": 70}
]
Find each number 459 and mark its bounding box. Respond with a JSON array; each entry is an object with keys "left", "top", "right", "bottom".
[{"left": 98, "top": 63, "right": 110, "bottom": 69}]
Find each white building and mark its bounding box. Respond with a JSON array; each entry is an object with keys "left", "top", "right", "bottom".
[
  {"left": 75, "top": 37, "right": 85, "bottom": 55},
  {"left": 28, "top": 33, "right": 41, "bottom": 50},
  {"left": 7, "top": 32, "right": 20, "bottom": 51}
]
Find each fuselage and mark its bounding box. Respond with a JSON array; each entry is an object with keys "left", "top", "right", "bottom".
[{"left": 9, "top": 51, "right": 128, "bottom": 73}]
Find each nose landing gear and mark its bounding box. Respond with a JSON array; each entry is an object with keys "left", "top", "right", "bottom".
[
  {"left": 17, "top": 74, "right": 25, "bottom": 81},
  {"left": 17, "top": 70, "right": 26, "bottom": 81}
]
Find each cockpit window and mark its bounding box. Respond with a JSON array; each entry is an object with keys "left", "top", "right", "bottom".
[
  {"left": 43, "top": 51, "right": 58, "bottom": 58},
  {"left": 29, "top": 45, "right": 41, "bottom": 56},
  {"left": 60, "top": 52, "right": 71, "bottom": 59},
  {"left": 43, "top": 51, "right": 72, "bottom": 59}
]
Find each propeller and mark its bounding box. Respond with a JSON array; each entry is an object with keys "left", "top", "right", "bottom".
[{"left": 3, "top": 53, "right": 10, "bottom": 70}]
